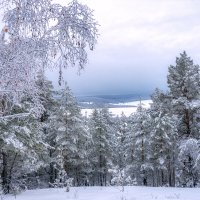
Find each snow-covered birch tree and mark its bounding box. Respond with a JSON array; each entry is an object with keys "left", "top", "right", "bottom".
[{"left": 0, "top": 0, "right": 98, "bottom": 117}]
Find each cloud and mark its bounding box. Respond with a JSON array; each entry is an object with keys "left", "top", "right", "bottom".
[
  {"left": 48, "top": 0, "right": 200, "bottom": 95},
  {"left": 1, "top": 0, "right": 199, "bottom": 96},
  {"left": 37, "top": 0, "right": 200, "bottom": 95}
]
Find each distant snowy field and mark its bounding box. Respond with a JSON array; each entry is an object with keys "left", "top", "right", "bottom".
[
  {"left": 3, "top": 186, "right": 200, "bottom": 200},
  {"left": 81, "top": 100, "right": 152, "bottom": 117}
]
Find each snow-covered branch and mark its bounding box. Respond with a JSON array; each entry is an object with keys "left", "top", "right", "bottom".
[
  {"left": 0, "top": 0, "right": 98, "bottom": 118},
  {"left": 0, "top": 113, "right": 30, "bottom": 120}
]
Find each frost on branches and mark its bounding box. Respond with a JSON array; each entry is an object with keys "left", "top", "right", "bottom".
[{"left": 0, "top": 0, "right": 98, "bottom": 118}]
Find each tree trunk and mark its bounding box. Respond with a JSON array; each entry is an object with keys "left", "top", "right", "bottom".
[
  {"left": 99, "top": 154, "right": 103, "bottom": 186},
  {"left": 172, "top": 152, "right": 176, "bottom": 187},
  {"left": 1, "top": 151, "right": 9, "bottom": 194},
  {"left": 184, "top": 109, "right": 191, "bottom": 137}
]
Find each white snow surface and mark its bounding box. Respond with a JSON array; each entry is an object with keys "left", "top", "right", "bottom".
[
  {"left": 111, "top": 100, "right": 152, "bottom": 107},
  {"left": 81, "top": 100, "right": 152, "bottom": 117},
  {"left": 3, "top": 186, "right": 200, "bottom": 200}
]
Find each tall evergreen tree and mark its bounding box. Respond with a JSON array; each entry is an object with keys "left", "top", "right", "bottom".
[
  {"left": 178, "top": 138, "right": 200, "bottom": 187},
  {"left": 167, "top": 51, "right": 200, "bottom": 138},
  {"left": 167, "top": 51, "right": 200, "bottom": 187},
  {"left": 116, "top": 113, "right": 129, "bottom": 170},
  {"left": 34, "top": 72, "right": 57, "bottom": 187},
  {"left": 88, "top": 108, "right": 115, "bottom": 186},
  {"left": 149, "top": 89, "right": 178, "bottom": 186},
  {"left": 0, "top": 99, "right": 46, "bottom": 194},
  {"left": 49, "top": 84, "right": 91, "bottom": 186},
  {"left": 131, "top": 105, "right": 151, "bottom": 186}
]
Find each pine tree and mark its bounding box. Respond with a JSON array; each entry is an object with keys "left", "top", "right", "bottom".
[
  {"left": 167, "top": 51, "right": 200, "bottom": 138},
  {"left": 130, "top": 105, "right": 151, "bottom": 186},
  {"left": 116, "top": 113, "right": 129, "bottom": 170},
  {"left": 178, "top": 138, "right": 200, "bottom": 187},
  {"left": 88, "top": 108, "right": 115, "bottom": 186},
  {"left": 0, "top": 100, "right": 46, "bottom": 194},
  {"left": 48, "top": 84, "right": 91, "bottom": 186},
  {"left": 149, "top": 89, "right": 178, "bottom": 187},
  {"left": 114, "top": 113, "right": 136, "bottom": 186},
  {"left": 123, "top": 113, "right": 136, "bottom": 183},
  {"left": 34, "top": 72, "right": 58, "bottom": 187},
  {"left": 167, "top": 52, "right": 200, "bottom": 187}
]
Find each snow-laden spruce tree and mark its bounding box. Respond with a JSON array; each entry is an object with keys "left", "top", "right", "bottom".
[
  {"left": 35, "top": 72, "right": 57, "bottom": 123},
  {"left": 47, "top": 84, "right": 91, "bottom": 186},
  {"left": 115, "top": 113, "right": 129, "bottom": 171},
  {"left": 33, "top": 72, "right": 58, "bottom": 187},
  {"left": 0, "top": 0, "right": 98, "bottom": 118},
  {"left": 149, "top": 89, "right": 178, "bottom": 187},
  {"left": 130, "top": 104, "right": 151, "bottom": 186},
  {"left": 108, "top": 113, "right": 137, "bottom": 189},
  {"left": 177, "top": 138, "right": 200, "bottom": 187},
  {"left": 0, "top": 99, "right": 47, "bottom": 194},
  {"left": 114, "top": 113, "right": 136, "bottom": 186},
  {"left": 88, "top": 108, "right": 115, "bottom": 186},
  {"left": 122, "top": 113, "right": 137, "bottom": 184}
]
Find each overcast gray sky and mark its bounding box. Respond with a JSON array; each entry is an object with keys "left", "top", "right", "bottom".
[{"left": 48, "top": 0, "right": 200, "bottom": 96}]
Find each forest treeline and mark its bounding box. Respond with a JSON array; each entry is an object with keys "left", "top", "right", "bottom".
[{"left": 1, "top": 51, "right": 200, "bottom": 194}]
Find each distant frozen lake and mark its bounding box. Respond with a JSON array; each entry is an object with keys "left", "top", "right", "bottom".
[{"left": 81, "top": 100, "right": 152, "bottom": 117}]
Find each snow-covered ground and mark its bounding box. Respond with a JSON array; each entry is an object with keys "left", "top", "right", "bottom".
[
  {"left": 3, "top": 186, "right": 200, "bottom": 200},
  {"left": 81, "top": 100, "right": 152, "bottom": 117}
]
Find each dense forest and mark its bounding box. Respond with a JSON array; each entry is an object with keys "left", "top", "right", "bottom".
[
  {"left": 1, "top": 51, "right": 200, "bottom": 194},
  {"left": 0, "top": 0, "right": 200, "bottom": 196}
]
